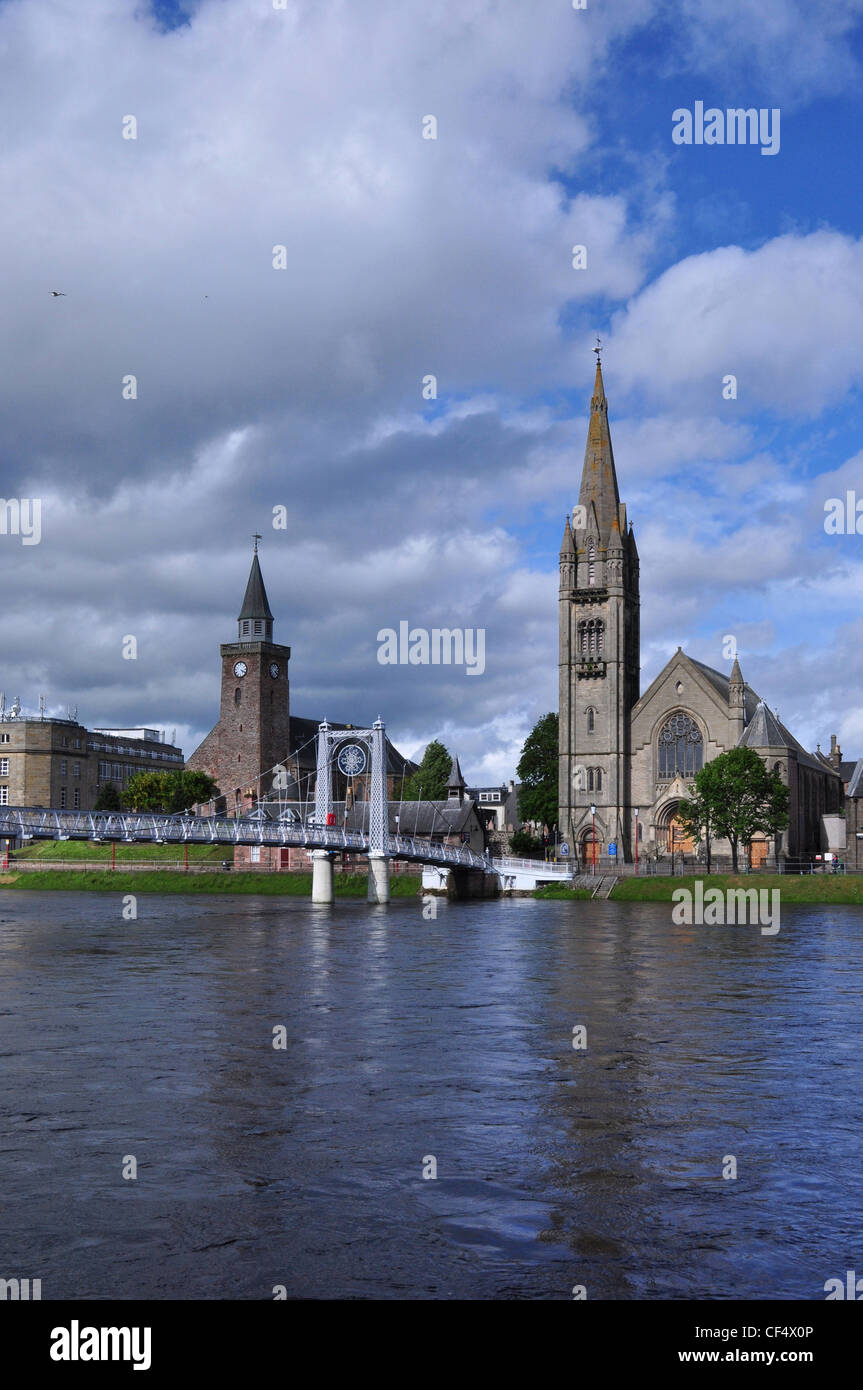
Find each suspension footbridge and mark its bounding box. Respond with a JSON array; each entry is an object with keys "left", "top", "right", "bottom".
[{"left": 0, "top": 719, "right": 573, "bottom": 899}]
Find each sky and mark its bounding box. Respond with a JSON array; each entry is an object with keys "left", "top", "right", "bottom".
[{"left": 2, "top": 0, "right": 863, "bottom": 782}]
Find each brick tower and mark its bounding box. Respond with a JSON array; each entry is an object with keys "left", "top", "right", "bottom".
[{"left": 187, "top": 542, "right": 291, "bottom": 810}]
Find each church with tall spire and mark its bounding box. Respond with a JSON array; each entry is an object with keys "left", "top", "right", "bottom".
[{"left": 558, "top": 351, "right": 844, "bottom": 867}]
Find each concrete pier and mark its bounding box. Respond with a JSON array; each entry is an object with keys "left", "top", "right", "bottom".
[
  {"left": 367, "top": 854, "right": 390, "bottom": 904},
  {"left": 311, "top": 850, "right": 335, "bottom": 904}
]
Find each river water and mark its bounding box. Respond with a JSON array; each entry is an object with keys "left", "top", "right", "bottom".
[{"left": 0, "top": 889, "right": 860, "bottom": 1300}]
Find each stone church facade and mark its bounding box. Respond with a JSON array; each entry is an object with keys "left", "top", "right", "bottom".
[{"left": 559, "top": 356, "right": 844, "bottom": 868}]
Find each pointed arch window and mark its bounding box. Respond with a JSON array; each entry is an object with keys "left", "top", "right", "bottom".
[
  {"left": 658, "top": 713, "right": 703, "bottom": 778},
  {"left": 586, "top": 707, "right": 595, "bottom": 734},
  {"left": 587, "top": 539, "right": 596, "bottom": 586},
  {"left": 578, "top": 619, "right": 604, "bottom": 657}
]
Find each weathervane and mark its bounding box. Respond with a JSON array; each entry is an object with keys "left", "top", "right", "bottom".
[
  {"left": 252, "top": 533, "right": 262, "bottom": 554},
  {"left": 594, "top": 336, "right": 603, "bottom": 361}
]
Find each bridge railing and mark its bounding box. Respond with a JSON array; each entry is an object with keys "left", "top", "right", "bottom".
[{"left": 0, "top": 808, "right": 491, "bottom": 872}]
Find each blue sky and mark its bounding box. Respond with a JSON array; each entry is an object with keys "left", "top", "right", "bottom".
[{"left": 1, "top": 0, "right": 863, "bottom": 779}]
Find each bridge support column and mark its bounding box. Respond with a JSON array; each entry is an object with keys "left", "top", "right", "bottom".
[
  {"left": 311, "top": 850, "right": 335, "bottom": 904},
  {"left": 367, "top": 854, "right": 390, "bottom": 904}
]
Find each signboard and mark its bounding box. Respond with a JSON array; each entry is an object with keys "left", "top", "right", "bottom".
[
  {"left": 608, "top": 841, "right": 617, "bottom": 857},
  {"left": 559, "top": 842, "right": 569, "bottom": 858}
]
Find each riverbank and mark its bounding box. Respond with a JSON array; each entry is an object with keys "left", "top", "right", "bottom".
[
  {"left": 0, "top": 870, "right": 422, "bottom": 897},
  {"left": 613, "top": 874, "right": 863, "bottom": 904}
]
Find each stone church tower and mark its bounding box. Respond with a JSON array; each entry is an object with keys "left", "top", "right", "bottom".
[
  {"left": 558, "top": 353, "right": 640, "bottom": 862},
  {"left": 187, "top": 544, "right": 291, "bottom": 810}
]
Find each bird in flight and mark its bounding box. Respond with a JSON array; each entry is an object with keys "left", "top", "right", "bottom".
[{"left": 50, "top": 290, "right": 67, "bottom": 297}]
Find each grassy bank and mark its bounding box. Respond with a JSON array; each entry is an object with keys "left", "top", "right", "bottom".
[
  {"left": 10, "top": 840, "right": 227, "bottom": 865},
  {"left": 611, "top": 874, "right": 863, "bottom": 905},
  {"left": 533, "top": 884, "right": 595, "bottom": 901},
  {"left": 0, "top": 870, "right": 422, "bottom": 897}
]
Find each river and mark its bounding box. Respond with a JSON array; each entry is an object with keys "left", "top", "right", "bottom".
[{"left": 0, "top": 890, "right": 860, "bottom": 1299}]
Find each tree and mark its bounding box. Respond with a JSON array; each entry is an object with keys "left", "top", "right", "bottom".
[
  {"left": 123, "top": 769, "right": 218, "bottom": 813},
  {"left": 509, "top": 828, "right": 546, "bottom": 859},
  {"left": 93, "top": 782, "right": 122, "bottom": 811},
  {"left": 516, "top": 712, "right": 558, "bottom": 832},
  {"left": 676, "top": 747, "right": 789, "bottom": 873},
  {"left": 403, "top": 740, "right": 452, "bottom": 801}
]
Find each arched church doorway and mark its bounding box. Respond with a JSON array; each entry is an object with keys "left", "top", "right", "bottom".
[
  {"left": 580, "top": 827, "right": 602, "bottom": 871},
  {"left": 656, "top": 802, "right": 694, "bottom": 856}
]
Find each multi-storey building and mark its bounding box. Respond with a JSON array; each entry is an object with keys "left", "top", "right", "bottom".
[{"left": 0, "top": 714, "right": 183, "bottom": 811}]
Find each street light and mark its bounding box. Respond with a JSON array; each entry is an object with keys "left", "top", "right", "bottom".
[
  {"left": 590, "top": 802, "right": 596, "bottom": 875},
  {"left": 634, "top": 807, "right": 639, "bottom": 873}
]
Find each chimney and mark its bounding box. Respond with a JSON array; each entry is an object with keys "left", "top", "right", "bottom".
[{"left": 830, "top": 734, "right": 842, "bottom": 767}]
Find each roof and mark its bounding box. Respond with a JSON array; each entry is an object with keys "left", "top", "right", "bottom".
[
  {"left": 238, "top": 552, "right": 273, "bottom": 622},
  {"left": 447, "top": 755, "right": 466, "bottom": 789},
  {"left": 736, "top": 699, "right": 840, "bottom": 775},
  {"left": 687, "top": 657, "right": 760, "bottom": 721},
  {"left": 837, "top": 760, "right": 857, "bottom": 783},
  {"left": 577, "top": 357, "right": 622, "bottom": 546},
  {"left": 847, "top": 759, "right": 863, "bottom": 799}
]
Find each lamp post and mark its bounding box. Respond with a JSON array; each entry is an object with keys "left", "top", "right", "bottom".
[
  {"left": 590, "top": 802, "right": 596, "bottom": 875},
  {"left": 634, "top": 808, "right": 639, "bottom": 873}
]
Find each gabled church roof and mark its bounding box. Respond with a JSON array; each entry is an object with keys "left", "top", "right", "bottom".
[
  {"left": 238, "top": 552, "right": 274, "bottom": 622},
  {"left": 847, "top": 759, "right": 863, "bottom": 798}
]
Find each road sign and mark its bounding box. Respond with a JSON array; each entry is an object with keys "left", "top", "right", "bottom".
[
  {"left": 560, "top": 842, "right": 569, "bottom": 857},
  {"left": 608, "top": 841, "right": 617, "bottom": 857}
]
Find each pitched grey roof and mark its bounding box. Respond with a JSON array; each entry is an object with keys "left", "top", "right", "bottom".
[
  {"left": 688, "top": 657, "right": 760, "bottom": 720},
  {"left": 238, "top": 553, "right": 273, "bottom": 622},
  {"left": 838, "top": 760, "right": 857, "bottom": 784},
  {"left": 738, "top": 699, "right": 788, "bottom": 749},
  {"left": 847, "top": 759, "right": 863, "bottom": 799},
  {"left": 447, "top": 755, "right": 466, "bottom": 789}
]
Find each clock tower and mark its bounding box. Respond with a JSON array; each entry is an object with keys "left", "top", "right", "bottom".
[{"left": 187, "top": 542, "right": 291, "bottom": 809}]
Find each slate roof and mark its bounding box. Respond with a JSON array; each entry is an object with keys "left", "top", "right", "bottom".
[
  {"left": 238, "top": 553, "right": 273, "bottom": 622},
  {"left": 737, "top": 699, "right": 837, "bottom": 775},
  {"left": 847, "top": 759, "right": 863, "bottom": 799}
]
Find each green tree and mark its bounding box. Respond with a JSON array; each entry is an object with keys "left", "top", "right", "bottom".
[
  {"left": 676, "top": 747, "right": 789, "bottom": 873},
  {"left": 403, "top": 740, "right": 452, "bottom": 801},
  {"left": 123, "top": 769, "right": 218, "bottom": 813},
  {"left": 93, "top": 782, "right": 122, "bottom": 811},
  {"left": 516, "top": 712, "right": 558, "bottom": 831},
  {"left": 509, "top": 828, "right": 546, "bottom": 859}
]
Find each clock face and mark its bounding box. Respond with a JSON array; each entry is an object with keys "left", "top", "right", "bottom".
[
  {"left": 269, "top": 662, "right": 280, "bottom": 679},
  {"left": 233, "top": 661, "right": 247, "bottom": 678}
]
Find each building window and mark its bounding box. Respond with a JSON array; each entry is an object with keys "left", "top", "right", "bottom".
[
  {"left": 60, "top": 760, "right": 67, "bottom": 775},
  {"left": 578, "top": 619, "right": 604, "bottom": 657},
  {"left": 586, "top": 708, "right": 595, "bottom": 733},
  {"left": 587, "top": 539, "right": 596, "bottom": 585},
  {"left": 0, "top": 786, "right": 7, "bottom": 805},
  {"left": 74, "top": 739, "right": 81, "bottom": 749},
  {"left": 60, "top": 788, "right": 67, "bottom": 808},
  {"left": 254, "top": 620, "right": 262, "bottom": 634},
  {"left": 234, "top": 688, "right": 242, "bottom": 706},
  {"left": 0, "top": 759, "right": 7, "bottom": 775},
  {"left": 242, "top": 621, "right": 250, "bottom": 635},
  {"left": 250, "top": 846, "right": 261, "bottom": 863},
  {"left": 73, "top": 762, "right": 80, "bottom": 777},
  {"left": 0, "top": 733, "right": 9, "bottom": 743},
  {"left": 658, "top": 712, "right": 703, "bottom": 779},
  {"left": 73, "top": 789, "right": 80, "bottom": 809}
]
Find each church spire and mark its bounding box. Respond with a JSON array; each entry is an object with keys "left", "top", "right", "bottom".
[
  {"left": 577, "top": 345, "right": 621, "bottom": 544},
  {"left": 238, "top": 543, "right": 274, "bottom": 642}
]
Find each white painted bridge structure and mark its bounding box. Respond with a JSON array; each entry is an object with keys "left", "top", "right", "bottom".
[{"left": 0, "top": 719, "right": 574, "bottom": 900}]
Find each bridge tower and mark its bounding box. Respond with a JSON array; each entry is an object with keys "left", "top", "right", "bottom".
[{"left": 311, "top": 719, "right": 390, "bottom": 905}]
